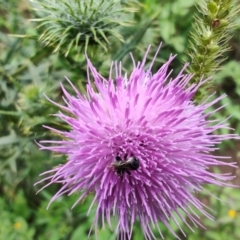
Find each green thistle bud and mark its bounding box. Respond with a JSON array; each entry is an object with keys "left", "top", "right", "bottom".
[
  {"left": 186, "top": 0, "right": 240, "bottom": 102},
  {"left": 196, "top": 54, "right": 205, "bottom": 62},
  {"left": 201, "top": 29, "right": 213, "bottom": 43},
  {"left": 31, "top": 0, "right": 137, "bottom": 56},
  {"left": 208, "top": 44, "right": 220, "bottom": 53},
  {"left": 220, "top": 19, "right": 229, "bottom": 27},
  {"left": 207, "top": 1, "right": 218, "bottom": 15}
]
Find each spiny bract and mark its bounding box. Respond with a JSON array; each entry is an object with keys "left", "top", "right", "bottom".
[{"left": 31, "top": 0, "right": 136, "bottom": 55}]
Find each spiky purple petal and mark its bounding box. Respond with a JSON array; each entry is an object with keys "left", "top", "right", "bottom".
[{"left": 36, "top": 45, "right": 239, "bottom": 239}]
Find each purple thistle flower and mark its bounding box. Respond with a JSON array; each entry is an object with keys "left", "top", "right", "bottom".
[{"left": 36, "top": 45, "right": 239, "bottom": 239}]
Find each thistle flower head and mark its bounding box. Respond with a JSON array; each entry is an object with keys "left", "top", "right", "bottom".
[
  {"left": 31, "top": 0, "right": 137, "bottom": 56},
  {"left": 37, "top": 46, "right": 238, "bottom": 239}
]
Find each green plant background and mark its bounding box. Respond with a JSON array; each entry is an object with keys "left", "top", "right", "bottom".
[{"left": 0, "top": 0, "right": 240, "bottom": 239}]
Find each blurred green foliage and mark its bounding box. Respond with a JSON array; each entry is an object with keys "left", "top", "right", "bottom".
[{"left": 0, "top": 0, "right": 240, "bottom": 239}]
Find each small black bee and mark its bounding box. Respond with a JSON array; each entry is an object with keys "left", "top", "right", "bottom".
[{"left": 112, "top": 154, "right": 140, "bottom": 177}]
